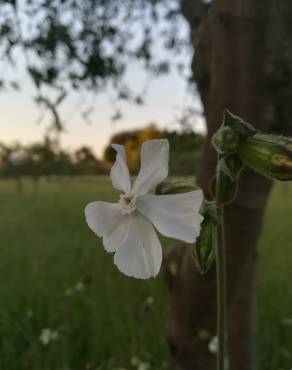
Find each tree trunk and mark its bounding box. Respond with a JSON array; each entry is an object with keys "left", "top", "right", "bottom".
[{"left": 164, "top": 1, "right": 292, "bottom": 369}]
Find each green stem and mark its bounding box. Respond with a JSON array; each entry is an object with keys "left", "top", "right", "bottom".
[{"left": 215, "top": 169, "right": 228, "bottom": 370}]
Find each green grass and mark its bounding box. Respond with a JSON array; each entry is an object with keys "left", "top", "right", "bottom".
[
  {"left": 257, "top": 183, "right": 292, "bottom": 369},
  {"left": 0, "top": 177, "right": 291, "bottom": 370}
]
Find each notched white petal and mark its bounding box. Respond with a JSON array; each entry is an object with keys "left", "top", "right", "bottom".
[
  {"left": 85, "top": 201, "right": 130, "bottom": 253},
  {"left": 136, "top": 190, "right": 204, "bottom": 243},
  {"left": 103, "top": 214, "right": 130, "bottom": 252},
  {"left": 113, "top": 212, "right": 162, "bottom": 279},
  {"left": 110, "top": 144, "right": 131, "bottom": 193},
  {"left": 84, "top": 201, "right": 122, "bottom": 238},
  {"left": 132, "top": 139, "right": 169, "bottom": 196}
]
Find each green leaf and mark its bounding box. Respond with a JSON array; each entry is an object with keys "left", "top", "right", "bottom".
[
  {"left": 214, "top": 172, "right": 238, "bottom": 205},
  {"left": 194, "top": 217, "right": 216, "bottom": 274}
]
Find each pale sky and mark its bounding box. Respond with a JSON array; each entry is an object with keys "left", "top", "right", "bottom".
[{"left": 1, "top": 18, "right": 205, "bottom": 159}]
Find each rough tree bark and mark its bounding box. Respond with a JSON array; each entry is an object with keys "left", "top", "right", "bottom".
[{"left": 164, "top": 1, "right": 292, "bottom": 370}]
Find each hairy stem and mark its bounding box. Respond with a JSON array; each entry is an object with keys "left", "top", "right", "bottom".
[{"left": 215, "top": 169, "right": 228, "bottom": 370}]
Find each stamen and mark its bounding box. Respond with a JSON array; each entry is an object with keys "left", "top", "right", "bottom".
[{"left": 119, "top": 193, "right": 137, "bottom": 214}]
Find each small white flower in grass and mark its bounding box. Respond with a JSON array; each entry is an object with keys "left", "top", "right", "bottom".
[
  {"left": 75, "top": 281, "right": 85, "bottom": 292},
  {"left": 137, "top": 363, "right": 150, "bottom": 370},
  {"left": 208, "top": 336, "right": 218, "bottom": 354},
  {"left": 130, "top": 357, "right": 140, "bottom": 367},
  {"left": 39, "top": 328, "right": 59, "bottom": 346},
  {"left": 85, "top": 139, "right": 203, "bottom": 279}
]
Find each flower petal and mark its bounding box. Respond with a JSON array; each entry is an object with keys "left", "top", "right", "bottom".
[
  {"left": 85, "top": 201, "right": 122, "bottom": 237},
  {"left": 110, "top": 144, "right": 131, "bottom": 193},
  {"left": 132, "top": 139, "right": 169, "bottom": 196},
  {"left": 113, "top": 212, "right": 162, "bottom": 279},
  {"left": 136, "top": 190, "right": 204, "bottom": 243},
  {"left": 103, "top": 214, "right": 130, "bottom": 252}
]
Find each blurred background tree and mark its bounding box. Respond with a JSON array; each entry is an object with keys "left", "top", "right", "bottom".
[
  {"left": 0, "top": 125, "right": 204, "bottom": 189},
  {"left": 103, "top": 124, "right": 162, "bottom": 172},
  {"left": 0, "top": 138, "right": 107, "bottom": 194},
  {"left": 0, "top": 142, "right": 27, "bottom": 193},
  {"left": 1, "top": 1, "right": 292, "bottom": 370},
  {"left": 0, "top": 0, "right": 192, "bottom": 132},
  {"left": 104, "top": 124, "right": 204, "bottom": 175}
]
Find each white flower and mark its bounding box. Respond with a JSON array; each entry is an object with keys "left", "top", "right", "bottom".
[
  {"left": 39, "top": 328, "right": 59, "bottom": 346},
  {"left": 137, "top": 363, "right": 150, "bottom": 370},
  {"left": 130, "top": 357, "right": 140, "bottom": 366},
  {"left": 208, "top": 336, "right": 218, "bottom": 354},
  {"left": 85, "top": 139, "right": 203, "bottom": 279},
  {"left": 75, "top": 282, "right": 85, "bottom": 292}
]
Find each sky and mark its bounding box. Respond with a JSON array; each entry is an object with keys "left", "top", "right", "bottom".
[{"left": 1, "top": 15, "right": 205, "bottom": 158}]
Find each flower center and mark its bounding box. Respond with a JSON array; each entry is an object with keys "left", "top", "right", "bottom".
[{"left": 119, "top": 193, "right": 137, "bottom": 214}]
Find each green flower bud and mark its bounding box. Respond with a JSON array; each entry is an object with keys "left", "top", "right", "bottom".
[
  {"left": 219, "top": 155, "right": 243, "bottom": 181},
  {"left": 155, "top": 181, "right": 197, "bottom": 195},
  {"left": 212, "top": 110, "right": 258, "bottom": 156},
  {"left": 199, "top": 199, "right": 219, "bottom": 224},
  {"left": 223, "top": 109, "right": 258, "bottom": 139},
  {"left": 212, "top": 126, "right": 240, "bottom": 155},
  {"left": 238, "top": 134, "right": 292, "bottom": 181},
  {"left": 194, "top": 200, "right": 217, "bottom": 274},
  {"left": 209, "top": 173, "right": 238, "bottom": 205},
  {"left": 194, "top": 217, "right": 215, "bottom": 274}
]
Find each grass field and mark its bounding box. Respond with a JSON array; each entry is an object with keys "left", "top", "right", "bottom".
[{"left": 0, "top": 177, "right": 291, "bottom": 370}]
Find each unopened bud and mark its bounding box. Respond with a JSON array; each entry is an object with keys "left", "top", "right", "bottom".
[
  {"left": 223, "top": 109, "right": 258, "bottom": 138},
  {"left": 194, "top": 201, "right": 217, "bottom": 274},
  {"left": 219, "top": 155, "right": 243, "bottom": 181},
  {"left": 210, "top": 173, "right": 238, "bottom": 205},
  {"left": 238, "top": 134, "right": 292, "bottom": 181},
  {"left": 194, "top": 218, "right": 215, "bottom": 274},
  {"left": 212, "top": 126, "right": 240, "bottom": 155},
  {"left": 155, "top": 181, "right": 197, "bottom": 195},
  {"left": 212, "top": 110, "right": 258, "bottom": 155}
]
